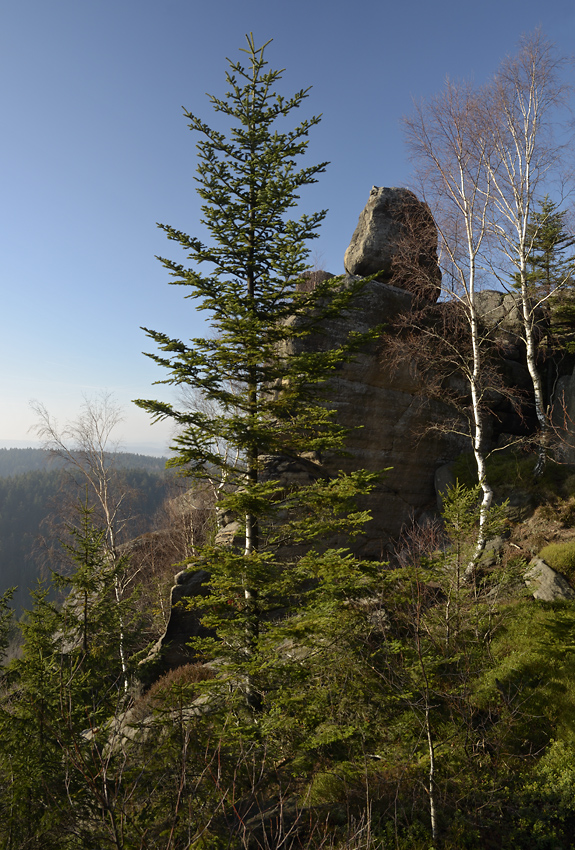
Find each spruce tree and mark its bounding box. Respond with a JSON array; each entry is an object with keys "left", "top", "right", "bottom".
[
  {"left": 0, "top": 506, "right": 146, "bottom": 849},
  {"left": 0, "top": 585, "right": 71, "bottom": 848},
  {"left": 525, "top": 196, "right": 575, "bottom": 354},
  {"left": 0, "top": 587, "right": 13, "bottom": 665},
  {"left": 134, "top": 36, "right": 379, "bottom": 712},
  {"left": 135, "top": 34, "right": 368, "bottom": 535},
  {"left": 525, "top": 196, "right": 575, "bottom": 301}
]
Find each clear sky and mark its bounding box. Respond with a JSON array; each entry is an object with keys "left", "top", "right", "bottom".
[{"left": 1, "top": 0, "right": 574, "bottom": 455}]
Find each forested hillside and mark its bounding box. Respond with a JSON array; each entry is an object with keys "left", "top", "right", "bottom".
[
  {"left": 0, "top": 447, "right": 167, "bottom": 477},
  {"left": 0, "top": 451, "right": 173, "bottom": 613}
]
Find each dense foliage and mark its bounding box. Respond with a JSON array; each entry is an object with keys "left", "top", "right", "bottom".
[{"left": 1, "top": 482, "right": 575, "bottom": 848}]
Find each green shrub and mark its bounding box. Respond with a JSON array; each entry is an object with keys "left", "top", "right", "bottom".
[
  {"left": 131, "top": 662, "right": 215, "bottom": 719},
  {"left": 515, "top": 739, "right": 575, "bottom": 847},
  {"left": 452, "top": 450, "right": 575, "bottom": 499},
  {"left": 538, "top": 541, "right": 575, "bottom": 580},
  {"left": 307, "top": 762, "right": 362, "bottom": 805}
]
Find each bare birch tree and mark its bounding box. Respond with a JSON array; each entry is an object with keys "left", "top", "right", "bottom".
[
  {"left": 483, "top": 30, "right": 573, "bottom": 475},
  {"left": 31, "top": 393, "right": 132, "bottom": 691},
  {"left": 404, "top": 80, "right": 496, "bottom": 576}
]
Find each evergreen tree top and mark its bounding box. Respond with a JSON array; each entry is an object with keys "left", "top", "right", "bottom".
[
  {"left": 135, "top": 35, "right": 373, "bottom": 482},
  {"left": 525, "top": 194, "right": 575, "bottom": 295},
  {"left": 156, "top": 33, "right": 329, "bottom": 304}
]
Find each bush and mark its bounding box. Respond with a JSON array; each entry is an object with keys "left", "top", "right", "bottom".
[
  {"left": 538, "top": 541, "right": 575, "bottom": 580},
  {"left": 131, "top": 662, "right": 214, "bottom": 719},
  {"left": 452, "top": 449, "right": 575, "bottom": 500},
  {"left": 514, "top": 739, "right": 575, "bottom": 847}
]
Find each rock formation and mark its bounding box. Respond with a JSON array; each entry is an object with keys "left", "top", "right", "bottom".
[
  {"left": 297, "top": 274, "right": 467, "bottom": 557},
  {"left": 525, "top": 557, "right": 575, "bottom": 601},
  {"left": 220, "top": 188, "right": 539, "bottom": 556},
  {"left": 145, "top": 186, "right": 574, "bottom": 676},
  {"left": 344, "top": 186, "right": 441, "bottom": 300},
  {"left": 139, "top": 568, "right": 214, "bottom": 686},
  {"left": 552, "top": 366, "right": 575, "bottom": 463},
  {"left": 269, "top": 187, "right": 474, "bottom": 556}
]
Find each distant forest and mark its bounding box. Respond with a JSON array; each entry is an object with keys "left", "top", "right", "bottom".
[
  {"left": 0, "top": 449, "right": 175, "bottom": 614},
  {"left": 0, "top": 447, "right": 168, "bottom": 477}
]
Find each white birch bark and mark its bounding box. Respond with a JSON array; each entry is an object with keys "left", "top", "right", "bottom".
[
  {"left": 404, "top": 80, "right": 494, "bottom": 579},
  {"left": 483, "top": 31, "right": 571, "bottom": 476}
]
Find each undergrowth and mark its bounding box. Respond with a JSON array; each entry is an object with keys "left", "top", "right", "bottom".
[{"left": 452, "top": 449, "right": 575, "bottom": 501}]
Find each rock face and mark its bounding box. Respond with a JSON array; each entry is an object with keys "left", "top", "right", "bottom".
[
  {"left": 281, "top": 265, "right": 468, "bottom": 558},
  {"left": 475, "top": 289, "right": 524, "bottom": 335},
  {"left": 313, "top": 277, "right": 467, "bottom": 556},
  {"left": 435, "top": 463, "right": 456, "bottom": 511},
  {"left": 473, "top": 289, "right": 537, "bottom": 439},
  {"left": 138, "top": 569, "right": 214, "bottom": 686},
  {"left": 344, "top": 186, "right": 441, "bottom": 300}
]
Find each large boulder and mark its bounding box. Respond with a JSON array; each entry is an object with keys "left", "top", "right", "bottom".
[
  {"left": 525, "top": 558, "right": 575, "bottom": 601},
  {"left": 344, "top": 186, "right": 441, "bottom": 300}
]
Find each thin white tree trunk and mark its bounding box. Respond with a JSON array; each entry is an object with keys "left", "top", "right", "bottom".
[
  {"left": 415, "top": 595, "right": 439, "bottom": 844},
  {"left": 521, "top": 276, "right": 548, "bottom": 476},
  {"left": 465, "top": 247, "right": 493, "bottom": 580},
  {"left": 483, "top": 33, "right": 568, "bottom": 478},
  {"left": 425, "top": 704, "right": 438, "bottom": 844}
]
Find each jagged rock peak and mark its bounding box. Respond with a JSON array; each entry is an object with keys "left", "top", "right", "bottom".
[{"left": 344, "top": 186, "right": 441, "bottom": 301}]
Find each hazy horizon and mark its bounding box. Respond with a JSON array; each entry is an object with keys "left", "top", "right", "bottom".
[{"left": 0, "top": 438, "right": 170, "bottom": 459}]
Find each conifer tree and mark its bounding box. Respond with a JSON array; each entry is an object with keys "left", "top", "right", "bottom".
[
  {"left": 134, "top": 36, "right": 379, "bottom": 711},
  {"left": 0, "top": 585, "right": 70, "bottom": 848},
  {"left": 0, "top": 505, "right": 144, "bottom": 849},
  {"left": 524, "top": 196, "right": 575, "bottom": 299},
  {"left": 0, "top": 587, "right": 13, "bottom": 665},
  {"left": 135, "top": 34, "right": 368, "bottom": 538},
  {"left": 524, "top": 196, "right": 575, "bottom": 354}
]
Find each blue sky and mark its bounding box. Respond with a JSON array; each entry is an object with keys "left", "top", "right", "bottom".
[{"left": 1, "top": 0, "right": 574, "bottom": 455}]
